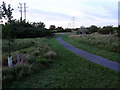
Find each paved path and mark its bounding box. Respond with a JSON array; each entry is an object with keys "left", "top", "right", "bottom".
[{"left": 57, "top": 37, "right": 120, "bottom": 72}]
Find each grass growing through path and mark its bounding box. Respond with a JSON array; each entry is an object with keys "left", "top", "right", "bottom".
[
  {"left": 62, "top": 34, "right": 119, "bottom": 63},
  {"left": 8, "top": 37, "right": 120, "bottom": 88}
]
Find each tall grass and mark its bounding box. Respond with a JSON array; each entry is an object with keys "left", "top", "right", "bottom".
[
  {"left": 63, "top": 33, "right": 119, "bottom": 63},
  {"left": 2, "top": 37, "right": 56, "bottom": 88},
  {"left": 69, "top": 33, "right": 119, "bottom": 53}
]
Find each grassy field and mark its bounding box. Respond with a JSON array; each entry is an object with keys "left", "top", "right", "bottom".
[
  {"left": 2, "top": 36, "right": 120, "bottom": 88},
  {"left": 62, "top": 33, "right": 119, "bottom": 63}
]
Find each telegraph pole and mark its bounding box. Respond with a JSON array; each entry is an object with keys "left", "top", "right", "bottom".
[
  {"left": 72, "top": 16, "right": 75, "bottom": 29},
  {"left": 24, "top": 3, "right": 26, "bottom": 21},
  {"left": 18, "top": 3, "right": 28, "bottom": 21},
  {"left": 18, "top": 3, "right": 22, "bottom": 21}
]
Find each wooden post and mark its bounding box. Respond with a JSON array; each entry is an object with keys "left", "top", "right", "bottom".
[{"left": 17, "top": 53, "right": 20, "bottom": 63}]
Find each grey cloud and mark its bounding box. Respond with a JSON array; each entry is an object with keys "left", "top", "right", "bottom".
[{"left": 28, "top": 8, "right": 72, "bottom": 21}]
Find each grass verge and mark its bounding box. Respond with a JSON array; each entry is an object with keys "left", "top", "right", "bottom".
[{"left": 6, "top": 36, "right": 120, "bottom": 88}]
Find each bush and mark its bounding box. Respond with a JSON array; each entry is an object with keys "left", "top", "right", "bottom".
[
  {"left": 88, "top": 25, "right": 99, "bottom": 33},
  {"left": 98, "top": 26, "right": 113, "bottom": 34}
]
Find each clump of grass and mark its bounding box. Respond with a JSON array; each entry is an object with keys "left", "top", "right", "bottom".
[
  {"left": 33, "top": 44, "right": 56, "bottom": 57},
  {"left": 44, "top": 51, "right": 56, "bottom": 59},
  {"left": 2, "top": 64, "right": 33, "bottom": 84}
]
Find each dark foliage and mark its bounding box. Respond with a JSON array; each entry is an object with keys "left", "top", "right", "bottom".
[
  {"left": 49, "top": 25, "right": 56, "bottom": 30},
  {"left": 2, "top": 20, "right": 53, "bottom": 39},
  {"left": 98, "top": 26, "right": 114, "bottom": 34},
  {"left": 88, "top": 25, "right": 99, "bottom": 33},
  {"left": 118, "top": 25, "right": 120, "bottom": 37}
]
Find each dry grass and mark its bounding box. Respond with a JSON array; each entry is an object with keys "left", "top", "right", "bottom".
[
  {"left": 68, "top": 33, "right": 119, "bottom": 53},
  {"left": 44, "top": 51, "right": 56, "bottom": 59},
  {"left": 69, "top": 35, "right": 83, "bottom": 38},
  {"left": 19, "top": 53, "right": 30, "bottom": 64}
]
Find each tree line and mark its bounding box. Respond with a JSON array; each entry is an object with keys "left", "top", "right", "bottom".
[
  {"left": 49, "top": 25, "right": 119, "bottom": 36},
  {"left": 2, "top": 20, "right": 53, "bottom": 39}
]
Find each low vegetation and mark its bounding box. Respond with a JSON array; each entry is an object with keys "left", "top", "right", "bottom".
[
  {"left": 4, "top": 36, "right": 119, "bottom": 88},
  {"left": 63, "top": 33, "right": 119, "bottom": 63},
  {"left": 69, "top": 33, "right": 119, "bottom": 52},
  {"left": 2, "top": 38, "right": 56, "bottom": 88}
]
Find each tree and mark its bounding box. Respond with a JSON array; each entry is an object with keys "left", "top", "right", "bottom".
[
  {"left": 2, "top": 2, "right": 13, "bottom": 23},
  {"left": 98, "top": 26, "right": 114, "bottom": 34},
  {"left": 32, "top": 21, "right": 45, "bottom": 28},
  {"left": 56, "top": 26, "right": 63, "bottom": 30},
  {"left": 1, "top": 2, "right": 14, "bottom": 67},
  {"left": 88, "top": 25, "right": 98, "bottom": 33},
  {"left": 49, "top": 25, "right": 56, "bottom": 30},
  {"left": 56, "top": 26, "right": 64, "bottom": 32},
  {"left": 37, "top": 22, "right": 45, "bottom": 28}
]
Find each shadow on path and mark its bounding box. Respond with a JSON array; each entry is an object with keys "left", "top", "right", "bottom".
[{"left": 57, "top": 37, "right": 120, "bottom": 72}]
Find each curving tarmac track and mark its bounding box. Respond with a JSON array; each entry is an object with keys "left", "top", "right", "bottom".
[{"left": 57, "top": 37, "right": 120, "bottom": 72}]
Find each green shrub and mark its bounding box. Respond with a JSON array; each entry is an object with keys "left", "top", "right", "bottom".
[{"left": 98, "top": 26, "right": 113, "bottom": 34}]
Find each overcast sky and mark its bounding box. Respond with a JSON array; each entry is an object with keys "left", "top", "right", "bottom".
[{"left": 1, "top": 0, "right": 119, "bottom": 28}]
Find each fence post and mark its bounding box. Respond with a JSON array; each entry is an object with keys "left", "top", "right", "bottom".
[
  {"left": 17, "top": 53, "right": 20, "bottom": 63},
  {"left": 8, "top": 56, "right": 12, "bottom": 67}
]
